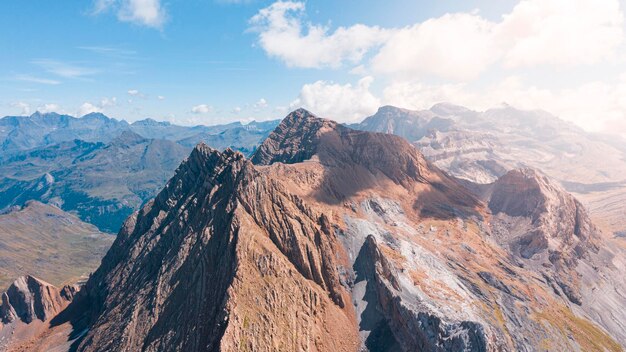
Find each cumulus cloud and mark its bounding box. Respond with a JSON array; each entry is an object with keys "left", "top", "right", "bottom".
[
  {"left": 157, "top": 95, "right": 165, "bottom": 100},
  {"left": 191, "top": 104, "right": 213, "bottom": 114},
  {"left": 94, "top": 0, "right": 167, "bottom": 28},
  {"left": 75, "top": 97, "right": 117, "bottom": 116},
  {"left": 11, "top": 102, "right": 31, "bottom": 115},
  {"left": 249, "top": 1, "right": 389, "bottom": 68},
  {"left": 232, "top": 106, "right": 242, "bottom": 114},
  {"left": 291, "top": 76, "right": 380, "bottom": 122},
  {"left": 251, "top": 0, "right": 624, "bottom": 79},
  {"left": 498, "top": 0, "right": 623, "bottom": 67},
  {"left": 253, "top": 98, "right": 268, "bottom": 109},
  {"left": 371, "top": 13, "right": 499, "bottom": 80},
  {"left": 127, "top": 89, "right": 141, "bottom": 96},
  {"left": 37, "top": 103, "right": 61, "bottom": 113},
  {"left": 77, "top": 102, "right": 103, "bottom": 116},
  {"left": 100, "top": 97, "right": 117, "bottom": 107}
]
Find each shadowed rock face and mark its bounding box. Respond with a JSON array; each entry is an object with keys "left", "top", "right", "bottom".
[
  {"left": 4, "top": 109, "right": 625, "bottom": 352},
  {"left": 0, "top": 276, "right": 75, "bottom": 325},
  {"left": 253, "top": 108, "right": 431, "bottom": 187}
]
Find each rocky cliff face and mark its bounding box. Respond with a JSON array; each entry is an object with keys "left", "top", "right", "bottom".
[
  {"left": 466, "top": 168, "right": 626, "bottom": 343},
  {"left": 0, "top": 276, "right": 78, "bottom": 351},
  {"left": 4, "top": 109, "right": 625, "bottom": 352},
  {"left": 485, "top": 168, "right": 599, "bottom": 260},
  {"left": 0, "top": 276, "right": 73, "bottom": 325},
  {"left": 355, "top": 104, "right": 626, "bottom": 237}
]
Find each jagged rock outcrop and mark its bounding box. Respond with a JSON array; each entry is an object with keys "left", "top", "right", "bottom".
[
  {"left": 0, "top": 276, "right": 74, "bottom": 325},
  {"left": 466, "top": 168, "right": 601, "bottom": 306},
  {"left": 485, "top": 168, "right": 600, "bottom": 260}
]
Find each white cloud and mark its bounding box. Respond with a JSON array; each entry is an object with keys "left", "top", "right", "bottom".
[
  {"left": 217, "top": 0, "right": 254, "bottom": 3},
  {"left": 31, "top": 59, "right": 99, "bottom": 78},
  {"left": 253, "top": 98, "right": 268, "bottom": 109},
  {"left": 249, "top": 1, "right": 389, "bottom": 68},
  {"left": 191, "top": 104, "right": 213, "bottom": 114},
  {"left": 37, "top": 103, "right": 61, "bottom": 114},
  {"left": 382, "top": 81, "right": 471, "bottom": 111},
  {"left": 77, "top": 102, "right": 103, "bottom": 116},
  {"left": 11, "top": 102, "right": 31, "bottom": 115},
  {"left": 127, "top": 89, "right": 140, "bottom": 96},
  {"left": 232, "top": 106, "right": 242, "bottom": 114},
  {"left": 94, "top": 0, "right": 167, "bottom": 28},
  {"left": 498, "top": 0, "right": 623, "bottom": 67},
  {"left": 14, "top": 74, "right": 61, "bottom": 85},
  {"left": 157, "top": 95, "right": 165, "bottom": 100},
  {"left": 371, "top": 13, "right": 499, "bottom": 80},
  {"left": 100, "top": 97, "right": 117, "bottom": 107},
  {"left": 252, "top": 0, "right": 624, "bottom": 79},
  {"left": 291, "top": 76, "right": 380, "bottom": 122}
]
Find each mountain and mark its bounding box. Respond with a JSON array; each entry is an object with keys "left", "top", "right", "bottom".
[
  {"left": 0, "top": 112, "right": 130, "bottom": 152},
  {"left": 0, "top": 113, "right": 278, "bottom": 232},
  {"left": 0, "top": 132, "right": 190, "bottom": 232},
  {"left": 0, "top": 112, "right": 279, "bottom": 155},
  {"left": 176, "top": 120, "right": 280, "bottom": 154},
  {"left": 465, "top": 168, "right": 626, "bottom": 344},
  {"left": 0, "top": 201, "right": 113, "bottom": 290},
  {"left": 2, "top": 109, "right": 624, "bottom": 351},
  {"left": 355, "top": 104, "right": 626, "bottom": 236}
]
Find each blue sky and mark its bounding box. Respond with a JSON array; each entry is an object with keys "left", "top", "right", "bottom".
[{"left": 2, "top": 0, "right": 626, "bottom": 133}]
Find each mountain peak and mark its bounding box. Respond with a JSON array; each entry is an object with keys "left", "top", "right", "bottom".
[
  {"left": 429, "top": 102, "right": 472, "bottom": 115},
  {"left": 376, "top": 105, "right": 413, "bottom": 114},
  {"left": 486, "top": 167, "right": 600, "bottom": 260},
  {"left": 132, "top": 118, "right": 171, "bottom": 127},
  {"left": 110, "top": 130, "right": 148, "bottom": 146},
  {"left": 81, "top": 112, "right": 110, "bottom": 120},
  {"left": 29, "top": 111, "right": 61, "bottom": 120},
  {"left": 251, "top": 109, "right": 335, "bottom": 165}
]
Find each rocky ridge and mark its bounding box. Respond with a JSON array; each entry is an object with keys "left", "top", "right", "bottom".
[
  {"left": 0, "top": 109, "right": 624, "bottom": 351},
  {"left": 355, "top": 104, "right": 626, "bottom": 236}
]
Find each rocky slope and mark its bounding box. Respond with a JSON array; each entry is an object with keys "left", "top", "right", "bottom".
[
  {"left": 355, "top": 104, "right": 626, "bottom": 237},
  {"left": 0, "top": 201, "right": 113, "bottom": 290},
  {"left": 2, "top": 109, "right": 624, "bottom": 351},
  {"left": 465, "top": 168, "right": 626, "bottom": 343}
]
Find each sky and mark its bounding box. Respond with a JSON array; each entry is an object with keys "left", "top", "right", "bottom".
[{"left": 1, "top": 0, "right": 626, "bottom": 134}]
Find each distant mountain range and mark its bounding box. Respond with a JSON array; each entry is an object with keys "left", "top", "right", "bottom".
[
  {"left": 0, "top": 112, "right": 279, "bottom": 154},
  {"left": 354, "top": 104, "right": 626, "bottom": 235},
  {"left": 0, "top": 112, "right": 279, "bottom": 232},
  {"left": 2, "top": 109, "right": 624, "bottom": 351}
]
